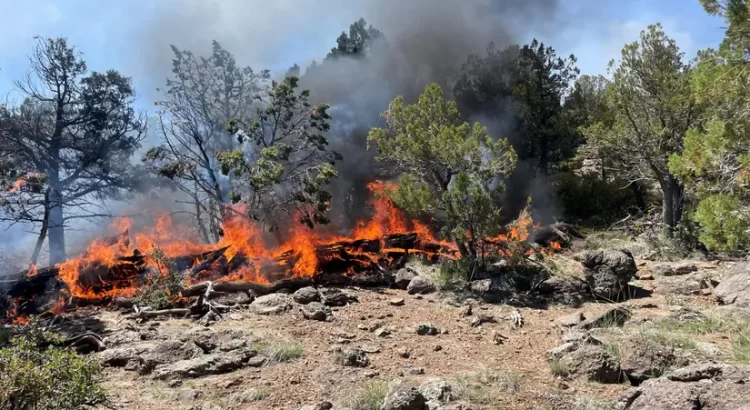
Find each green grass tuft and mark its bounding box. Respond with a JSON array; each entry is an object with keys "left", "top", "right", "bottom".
[
  {"left": 253, "top": 339, "right": 303, "bottom": 363},
  {"left": 342, "top": 381, "right": 388, "bottom": 410}
]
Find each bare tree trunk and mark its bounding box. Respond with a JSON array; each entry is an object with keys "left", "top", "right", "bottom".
[
  {"left": 630, "top": 181, "right": 646, "bottom": 213},
  {"left": 660, "top": 174, "right": 684, "bottom": 233},
  {"left": 47, "top": 186, "right": 66, "bottom": 265},
  {"left": 30, "top": 189, "right": 51, "bottom": 265}
]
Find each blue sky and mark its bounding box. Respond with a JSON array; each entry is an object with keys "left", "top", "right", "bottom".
[{"left": 0, "top": 0, "right": 726, "bottom": 111}]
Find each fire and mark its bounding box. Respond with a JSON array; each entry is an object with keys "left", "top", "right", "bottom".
[
  {"left": 7, "top": 178, "right": 25, "bottom": 192},
  {"left": 6, "top": 299, "right": 29, "bottom": 325},
  {"left": 32, "top": 180, "right": 560, "bottom": 311}
]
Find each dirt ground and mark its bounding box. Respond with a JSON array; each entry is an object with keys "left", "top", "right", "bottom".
[{"left": 87, "top": 255, "right": 735, "bottom": 410}]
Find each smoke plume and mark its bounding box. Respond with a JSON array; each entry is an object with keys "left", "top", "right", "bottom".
[{"left": 129, "top": 0, "right": 563, "bottom": 230}]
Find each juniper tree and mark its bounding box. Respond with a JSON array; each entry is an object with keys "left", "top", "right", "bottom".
[
  {"left": 367, "top": 83, "right": 517, "bottom": 259},
  {"left": 0, "top": 37, "right": 145, "bottom": 265}
]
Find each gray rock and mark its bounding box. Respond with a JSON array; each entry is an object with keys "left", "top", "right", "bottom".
[
  {"left": 375, "top": 327, "right": 392, "bottom": 337},
  {"left": 576, "top": 249, "right": 636, "bottom": 300},
  {"left": 249, "top": 293, "right": 292, "bottom": 315},
  {"left": 320, "top": 288, "right": 356, "bottom": 306},
  {"left": 556, "top": 344, "right": 622, "bottom": 383},
  {"left": 99, "top": 346, "right": 148, "bottom": 368},
  {"left": 621, "top": 364, "right": 750, "bottom": 410},
  {"left": 407, "top": 276, "right": 436, "bottom": 295},
  {"left": 293, "top": 286, "right": 321, "bottom": 304},
  {"left": 715, "top": 266, "right": 750, "bottom": 307},
  {"left": 398, "top": 348, "right": 411, "bottom": 358},
  {"left": 301, "top": 302, "right": 332, "bottom": 321},
  {"left": 360, "top": 344, "right": 381, "bottom": 353},
  {"left": 416, "top": 323, "right": 440, "bottom": 336},
  {"left": 246, "top": 356, "right": 267, "bottom": 367},
  {"left": 390, "top": 298, "right": 405, "bottom": 306},
  {"left": 536, "top": 274, "right": 592, "bottom": 307},
  {"left": 656, "top": 273, "right": 717, "bottom": 296},
  {"left": 653, "top": 263, "right": 698, "bottom": 277},
  {"left": 558, "top": 312, "right": 585, "bottom": 327},
  {"left": 340, "top": 348, "right": 369, "bottom": 367},
  {"left": 578, "top": 307, "right": 632, "bottom": 330},
  {"left": 419, "top": 378, "right": 456, "bottom": 403},
  {"left": 547, "top": 342, "right": 579, "bottom": 360},
  {"left": 299, "top": 402, "right": 333, "bottom": 410},
  {"left": 395, "top": 268, "right": 419, "bottom": 289},
  {"left": 152, "top": 349, "right": 256, "bottom": 380},
  {"left": 381, "top": 380, "right": 427, "bottom": 410},
  {"left": 620, "top": 338, "right": 677, "bottom": 383}
]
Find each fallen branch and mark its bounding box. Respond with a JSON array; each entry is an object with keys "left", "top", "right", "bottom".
[
  {"left": 123, "top": 308, "right": 191, "bottom": 320},
  {"left": 180, "top": 277, "right": 314, "bottom": 298}
]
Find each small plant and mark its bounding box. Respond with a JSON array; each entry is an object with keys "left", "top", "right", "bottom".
[
  {"left": 549, "top": 357, "right": 571, "bottom": 377},
  {"left": 574, "top": 396, "right": 617, "bottom": 410},
  {"left": 731, "top": 331, "right": 750, "bottom": 363},
  {"left": 641, "top": 328, "right": 697, "bottom": 350},
  {"left": 342, "top": 380, "right": 388, "bottom": 410},
  {"left": 253, "top": 339, "right": 303, "bottom": 363},
  {"left": 0, "top": 321, "right": 106, "bottom": 410},
  {"left": 603, "top": 342, "right": 622, "bottom": 360},
  {"left": 242, "top": 387, "right": 269, "bottom": 402},
  {"left": 454, "top": 367, "right": 521, "bottom": 405},
  {"left": 134, "top": 247, "right": 184, "bottom": 310}
]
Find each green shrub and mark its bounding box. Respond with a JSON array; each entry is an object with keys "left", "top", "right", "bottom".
[
  {"left": 134, "top": 247, "right": 184, "bottom": 310},
  {"left": 553, "top": 172, "right": 641, "bottom": 227},
  {"left": 694, "top": 194, "right": 750, "bottom": 252},
  {"left": 0, "top": 324, "right": 106, "bottom": 409}
]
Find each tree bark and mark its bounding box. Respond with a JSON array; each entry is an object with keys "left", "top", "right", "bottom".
[
  {"left": 660, "top": 173, "right": 684, "bottom": 231},
  {"left": 30, "top": 189, "right": 51, "bottom": 264},
  {"left": 47, "top": 178, "right": 66, "bottom": 265},
  {"left": 630, "top": 181, "right": 647, "bottom": 213}
]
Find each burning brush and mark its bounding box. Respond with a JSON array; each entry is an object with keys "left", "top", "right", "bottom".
[{"left": 1, "top": 182, "right": 569, "bottom": 324}]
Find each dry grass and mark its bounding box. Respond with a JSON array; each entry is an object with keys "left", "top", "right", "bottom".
[
  {"left": 454, "top": 366, "right": 522, "bottom": 405},
  {"left": 253, "top": 339, "right": 303, "bottom": 364},
  {"left": 341, "top": 381, "right": 388, "bottom": 410}
]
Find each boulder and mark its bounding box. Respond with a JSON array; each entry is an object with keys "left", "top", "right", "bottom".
[
  {"left": 715, "top": 267, "right": 750, "bottom": 307},
  {"left": 620, "top": 338, "right": 677, "bottom": 384},
  {"left": 576, "top": 249, "right": 636, "bottom": 300},
  {"left": 407, "top": 276, "right": 436, "bottom": 295},
  {"left": 419, "top": 378, "right": 456, "bottom": 409},
  {"left": 301, "top": 302, "right": 332, "bottom": 321},
  {"left": 655, "top": 273, "right": 716, "bottom": 296},
  {"left": 535, "top": 275, "right": 592, "bottom": 306},
  {"left": 293, "top": 287, "right": 321, "bottom": 304},
  {"left": 249, "top": 293, "right": 292, "bottom": 315},
  {"left": 152, "top": 349, "right": 256, "bottom": 380},
  {"left": 381, "top": 380, "right": 427, "bottom": 410},
  {"left": 555, "top": 344, "right": 622, "bottom": 383},
  {"left": 620, "top": 364, "right": 750, "bottom": 410},
  {"left": 394, "top": 268, "right": 418, "bottom": 289}
]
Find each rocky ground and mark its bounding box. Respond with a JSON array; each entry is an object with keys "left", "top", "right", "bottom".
[{"left": 77, "top": 240, "right": 750, "bottom": 410}]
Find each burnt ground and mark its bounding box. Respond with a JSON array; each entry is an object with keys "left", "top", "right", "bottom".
[{"left": 75, "top": 245, "right": 750, "bottom": 410}]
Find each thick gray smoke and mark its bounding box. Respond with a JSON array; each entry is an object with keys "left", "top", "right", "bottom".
[{"left": 135, "top": 0, "right": 563, "bottom": 230}]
